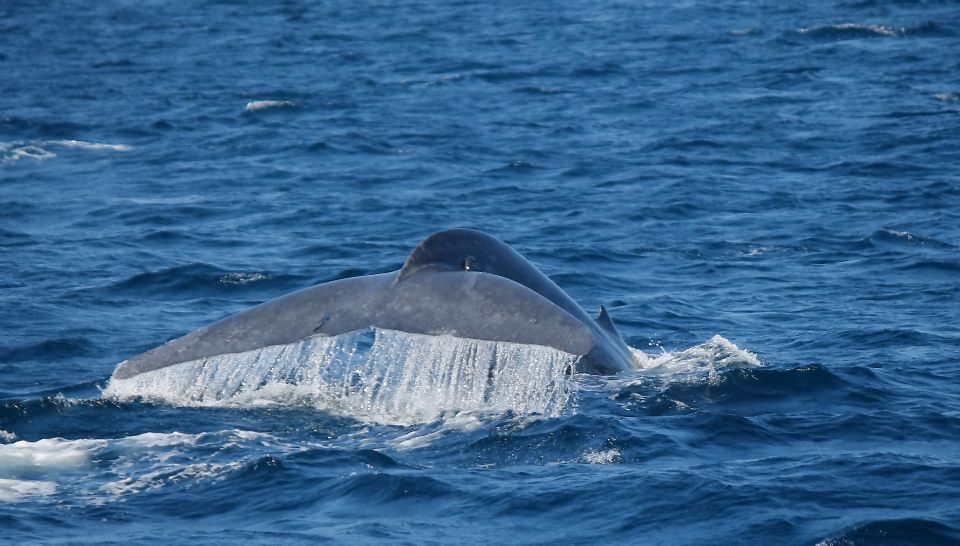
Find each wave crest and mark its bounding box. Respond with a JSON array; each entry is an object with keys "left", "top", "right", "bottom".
[{"left": 632, "top": 334, "right": 761, "bottom": 376}]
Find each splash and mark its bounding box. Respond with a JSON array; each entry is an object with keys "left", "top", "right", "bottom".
[
  {"left": 581, "top": 449, "right": 622, "bottom": 464},
  {"left": 609, "top": 336, "right": 763, "bottom": 411},
  {"left": 104, "top": 328, "right": 577, "bottom": 425},
  {"left": 631, "top": 334, "right": 761, "bottom": 378}
]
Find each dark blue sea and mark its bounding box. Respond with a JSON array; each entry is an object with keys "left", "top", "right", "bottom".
[{"left": 2, "top": 1, "right": 960, "bottom": 544}]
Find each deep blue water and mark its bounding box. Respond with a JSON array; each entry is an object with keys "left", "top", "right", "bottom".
[{"left": 3, "top": 0, "right": 960, "bottom": 543}]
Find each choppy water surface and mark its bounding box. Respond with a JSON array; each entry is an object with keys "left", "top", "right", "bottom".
[{"left": 2, "top": 1, "right": 960, "bottom": 544}]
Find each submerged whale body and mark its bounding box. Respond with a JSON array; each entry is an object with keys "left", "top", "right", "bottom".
[{"left": 112, "top": 229, "right": 636, "bottom": 380}]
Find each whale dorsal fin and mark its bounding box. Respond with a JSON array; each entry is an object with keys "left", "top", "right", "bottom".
[{"left": 596, "top": 305, "right": 620, "bottom": 336}]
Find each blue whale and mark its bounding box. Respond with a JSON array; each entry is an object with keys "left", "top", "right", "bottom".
[{"left": 112, "top": 229, "right": 636, "bottom": 379}]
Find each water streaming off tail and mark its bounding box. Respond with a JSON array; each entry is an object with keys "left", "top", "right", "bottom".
[{"left": 103, "top": 328, "right": 577, "bottom": 424}]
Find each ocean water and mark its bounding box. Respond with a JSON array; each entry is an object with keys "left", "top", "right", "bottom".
[{"left": 2, "top": 0, "right": 960, "bottom": 543}]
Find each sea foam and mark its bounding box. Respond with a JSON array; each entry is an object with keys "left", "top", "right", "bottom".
[
  {"left": 0, "top": 430, "right": 275, "bottom": 503},
  {"left": 631, "top": 334, "right": 761, "bottom": 377},
  {"left": 244, "top": 100, "right": 296, "bottom": 112},
  {"left": 1, "top": 139, "right": 130, "bottom": 163}
]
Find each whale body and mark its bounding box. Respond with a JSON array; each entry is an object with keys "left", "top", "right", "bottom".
[{"left": 112, "top": 229, "right": 636, "bottom": 380}]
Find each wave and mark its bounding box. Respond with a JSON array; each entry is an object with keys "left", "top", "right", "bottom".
[
  {"left": 899, "top": 259, "right": 960, "bottom": 275},
  {"left": 0, "top": 142, "right": 56, "bottom": 162},
  {"left": 0, "top": 429, "right": 275, "bottom": 504},
  {"left": 48, "top": 139, "right": 131, "bottom": 152},
  {"left": 92, "top": 58, "right": 135, "bottom": 69},
  {"left": 0, "top": 228, "right": 33, "bottom": 247},
  {"left": 612, "top": 337, "right": 852, "bottom": 415},
  {"left": 862, "top": 229, "right": 955, "bottom": 251},
  {"left": 1, "top": 139, "right": 131, "bottom": 163},
  {"left": 323, "top": 471, "right": 455, "bottom": 504},
  {"left": 0, "top": 338, "right": 96, "bottom": 364},
  {"left": 837, "top": 326, "right": 954, "bottom": 347},
  {"left": 0, "top": 437, "right": 107, "bottom": 477},
  {"left": 243, "top": 100, "right": 297, "bottom": 113},
  {"left": 632, "top": 334, "right": 761, "bottom": 375},
  {"left": 654, "top": 363, "right": 846, "bottom": 410},
  {"left": 104, "top": 263, "right": 283, "bottom": 298},
  {"left": 0, "top": 116, "right": 88, "bottom": 139},
  {"left": 788, "top": 21, "right": 946, "bottom": 42},
  {"left": 486, "top": 159, "right": 539, "bottom": 174},
  {"left": 817, "top": 518, "right": 960, "bottom": 546},
  {"left": 0, "top": 478, "right": 57, "bottom": 503}
]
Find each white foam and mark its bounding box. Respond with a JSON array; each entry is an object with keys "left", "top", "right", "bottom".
[
  {"left": 1, "top": 143, "right": 56, "bottom": 162},
  {"left": 582, "top": 449, "right": 622, "bottom": 464},
  {"left": 1, "top": 139, "right": 130, "bottom": 163},
  {"left": 120, "top": 195, "right": 205, "bottom": 205},
  {"left": 48, "top": 139, "right": 131, "bottom": 152},
  {"left": 389, "top": 409, "right": 499, "bottom": 451},
  {"left": 631, "top": 334, "right": 761, "bottom": 376},
  {"left": 244, "top": 100, "right": 296, "bottom": 112},
  {"left": 0, "top": 430, "right": 264, "bottom": 476},
  {"left": 100, "top": 461, "right": 245, "bottom": 496},
  {"left": 219, "top": 272, "right": 270, "bottom": 286},
  {"left": 797, "top": 23, "right": 899, "bottom": 37},
  {"left": 0, "top": 430, "right": 16, "bottom": 443},
  {"left": 392, "top": 428, "right": 448, "bottom": 451},
  {"left": 0, "top": 430, "right": 274, "bottom": 502},
  {"left": 96, "top": 430, "right": 273, "bottom": 496},
  {"left": 744, "top": 246, "right": 772, "bottom": 257},
  {"left": 104, "top": 328, "right": 577, "bottom": 425},
  {"left": 118, "top": 431, "right": 197, "bottom": 449},
  {"left": 0, "top": 479, "right": 58, "bottom": 502},
  {"left": 0, "top": 437, "right": 106, "bottom": 477}
]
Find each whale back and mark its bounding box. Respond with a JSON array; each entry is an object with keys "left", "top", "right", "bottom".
[{"left": 398, "top": 228, "right": 592, "bottom": 325}]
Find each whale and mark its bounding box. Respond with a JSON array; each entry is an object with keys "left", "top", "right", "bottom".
[{"left": 111, "top": 228, "right": 637, "bottom": 380}]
